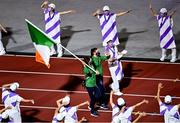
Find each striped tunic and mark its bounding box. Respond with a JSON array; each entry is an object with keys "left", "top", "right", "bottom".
[
  {"left": 98, "top": 13, "right": 119, "bottom": 47},
  {"left": 157, "top": 15, "right": 176, "bottom": 49},
  {"left": 106, "top": 45, "right": 124, "bottom": 81},
  {"left": 118, "top": 107, "right": 133, "bottom": 123},
  {"left": 44, "top": 7, "right": 61, "bottom": 44},
  {"left": 160, "top": 102, "right": 180, "bottom": 123}
]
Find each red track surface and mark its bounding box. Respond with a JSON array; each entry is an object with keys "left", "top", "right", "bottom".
[{"left": 0, "top": 55, "right": 180, "bottom": 122}]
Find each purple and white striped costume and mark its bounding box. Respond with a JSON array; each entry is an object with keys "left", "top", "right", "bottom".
[
  {"left": 118, "top": 107, "right": 133, "bottom": 123},
  {"left": 157, "top": 15, "right": 176, "bottom": 49},
  {"left": 0, "top": 114, "right": 2, "bottom": 122},
  {"left": 59, "top": 106, "right": 78, "bottom": 123},
  {"left": 106, "top": 45, "right": 124, "bottom": 91},
  {"left": 44, "top": 7, "right": 62, "bottom": 56},
  {"left": 2, "top": 88, "right": 23, "bottom": 122},
  {"left": 111, "top": 104, "right": 120, "bottom": 123},
  {"left": 160, "top": 102, "right": 180, "bottom": 123},
  {"left": 98, "top": 13, "right": 119, "bottom": 47}
]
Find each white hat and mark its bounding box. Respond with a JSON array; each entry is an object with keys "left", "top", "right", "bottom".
[
  {"left": 164, "top": 95, "right": 172, "bottom": 103},
  {"left": 117, "top": 98, "right": 125, "bottom": 106},
  {"left": 160, "top": 8, "right": 167, "bottom": 13},
  {"left": 1, "top": 112, "right": 8, "bottom": 119},
  {"left": 10, "top": 82, "right": 19, "bottom": 91},
  {"left": 49, "top": 3, "right": 56, "bottom": 9},
  {"left": 62, "top": 96, "right": 70, "bottom": 105},
  {"left": 103, "top": 5, "right": 110, "bottom": 11}
]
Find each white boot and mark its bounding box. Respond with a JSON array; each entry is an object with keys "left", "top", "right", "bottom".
[
  {"left": 50, "top": 45, "right": 56, "bottom": 56},
  {"left": 57, "top": 43, "right": 63, "bottom": 57},
  {"left": 0, "top": 50, "right": 5, "bottom": 55},
  {"left": 160, "top": 49, "right": 166, "bottom": 61},
  {"left": 114, "top": 90, "right": 123, "bottom": 96},
  {"left": 170, "top": 48, "right": 177, "bottom": 62}
]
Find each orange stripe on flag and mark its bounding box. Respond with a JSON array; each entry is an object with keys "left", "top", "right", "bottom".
[{"left": 35, "top": 51, "right": 50, "bottom": 68}]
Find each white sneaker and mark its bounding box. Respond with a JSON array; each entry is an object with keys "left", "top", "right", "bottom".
[
  {"left": 114, "top": 90, "right": 123, "bottom": 96},
  {"left": 57, "top": 52, "right": 63, "bottom": 57},
  {"left": 170, "top": 58, "right": 177, "bottom": 63},
  {"left": 0, "top": 50, "right": 6, "bottom": 56},
  {"left": 160, "top": 56, "right": 165, "bottom": 61}
]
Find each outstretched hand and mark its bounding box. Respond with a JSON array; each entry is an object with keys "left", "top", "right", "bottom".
[{"left": 158, "top": 83, "right": 163, "bottom": 89}]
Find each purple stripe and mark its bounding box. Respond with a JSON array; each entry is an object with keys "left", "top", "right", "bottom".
[
  {"left": 52, "top": 31, "right": 61, "bottom": 39},
  {"left": 102, "top": 21, "right": 116, "bottom": 41},
  {"left": 71, "top": 113, "right": 77, "bottom": 120},
  {"left": 100, "top": 14, "right": 114, "bottom": 30},
  {"left": 160, "top": 109, "right": 166, "bottom": 115},
  {"left": 45, "top": 16, "right": 52, "bottom": 24},
  {"left": 9, "top": 92, "right": 17, "bottom": 97},
  {"left": 163, "top": 37, "right": 174, "bottom": 49},
  {"left": 11, "top": 102, "right": 17, "bottom": 107},
  {"left": 2, "top": 95, "right": 8, "bottom": 103},
  {"left": 45, "top": 20, "right": 60, "bottom": 34},
  {"left": 128, "top": 115, "right": 132, "bottom": 121},
  {"left": 115, "top": 62, "right": 120, "bottom": 76},
  {"left": 159, "top": 16, "right": 169, "bottom": 29},
  {"left": 174, "top": 112, "right": 180, "bottom": 119},
  {"left": 160, "top": 26, "right": 171, "bottom": 41},
  {"left": 112, "top": 33, "right": 118, "bottom": 44}
]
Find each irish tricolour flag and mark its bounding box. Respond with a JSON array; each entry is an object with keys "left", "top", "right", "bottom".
[{"left": 25, "top": 19, "right": 55, "bottom": 68}]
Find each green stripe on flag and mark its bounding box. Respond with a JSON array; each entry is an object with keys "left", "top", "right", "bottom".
[{"left": 26, "top": 19, "right": 54, "bottom": 48}]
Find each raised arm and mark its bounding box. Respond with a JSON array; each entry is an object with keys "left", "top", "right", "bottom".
[
  {"left": 156, "top": 83, "right": 163, "bottom": 104},
  {"left": 93, "top": 9, "right": 101, "bottom": 17},
  {"left": 59, "top": 10, "right": 75, "bottom": 15},
  {"left": 21, "top": 98, "right": 34, "bottom": 104},
  {"left": 0, "top": 24, "right": 7, "bottom": 33},
  {"left": 169, "top": 9, "right": 177, "bottom": 17},
  {"left": 0, "top": 106, "right": 11, "bottom": 114},
  {"left": 132, "top": 99, "right": 149, "bottom": 110},
  {"left": 109, "top": 91, "right": 114, "bottom": 107},
  {"left": 41, "top": 0, "right": 49, "bottom": 9},
  {"left": 56, "top": 98, "right": 64, "bottom": 107},
  {"left": 78, "top": 117, "right": 87, "bottom": 123},
  {"left": 2, "top": 83, "right": 12, "bottom": 88},
  {"left": 149, "top": 3, "right": 157, "bottom": 16},
  {"left": 76, "top": 101, "right": 89, "bottom": 109},
  {"left": 133, "top": 112, "right": 146, "bottom": 123},
  {"left": 116, "top": 10, "right": 132, "bottom": 17}
]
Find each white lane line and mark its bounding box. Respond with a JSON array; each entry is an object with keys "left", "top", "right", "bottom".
[
  {"left": 0, "top": 70, "right": 179, "bottom": 82},
  {"left": 1, "top": 87, "right": 180, "bottom": 99},
  {"left": 3, "top": 54, "right": 180, "bottom": 65},
  {"left": 0, "top": 104, "right": 161, "bottom": 116}
]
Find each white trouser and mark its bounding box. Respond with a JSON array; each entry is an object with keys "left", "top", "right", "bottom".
[
  {"left": 161, "top": 48, "right": 176, "bottom": 60},
  {"left": 109, "top": 66, "right": 120, "bottom": 91},
  {"left": 6, "top": 109, "right": 22, "bottom": 123},
  {"left": 51, "top": 43, "right": 63, "bottom": 57},
  {"left": 0, "top": 32, "right": 5, "bottom": 54}
]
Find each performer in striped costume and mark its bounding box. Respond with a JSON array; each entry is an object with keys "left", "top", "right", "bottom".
[
  {"left": 109, "top": 91, "right": 148, "bottom": 123},
  {"left": 93, "top": 5, "right": 131, "bottom": 47},
  {"left": 2, "top": 82, "right": 34, "bottom": 123},
  {"left": 0, "top": 107, "right": 11, "bottom": 122},
  {"left": 0, "top": 24, "right": 7, "bottom": 55},
  {"left": 41, "top": 1, "right": 75, "bottom": 57},
  {"left": 150, "top": 4, "right": 177, "bottom": 62},
  {"left": 156, "top": 83, "right": 180, "bottom": 123},
  {"left": 105, "top": 40, "right": 127, "bottom": 96},
  {"left": 55, "top": 95, "right": 88, "bottom": 123}
]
